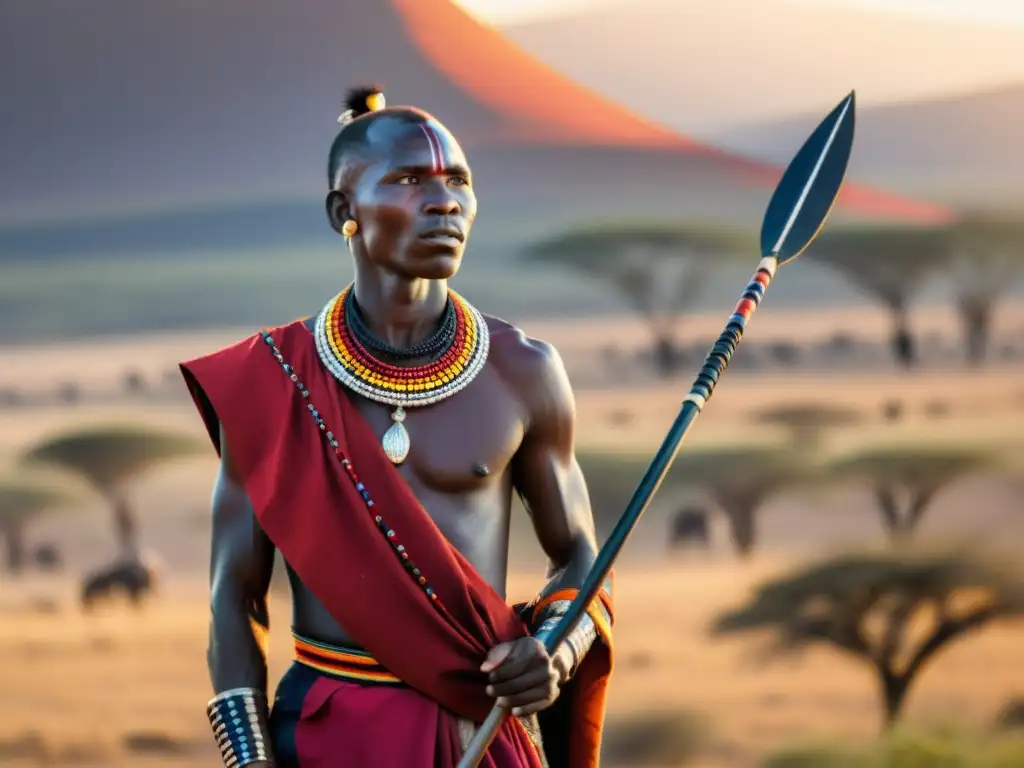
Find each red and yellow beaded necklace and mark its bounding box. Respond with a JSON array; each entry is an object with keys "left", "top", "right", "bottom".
[{"left": 313, "top": 284, "right": 490, "bottom": 464}]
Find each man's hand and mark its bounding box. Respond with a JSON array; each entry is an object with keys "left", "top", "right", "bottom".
[{"left": 481, "top": 637, "right": 568, "bottom": 716}]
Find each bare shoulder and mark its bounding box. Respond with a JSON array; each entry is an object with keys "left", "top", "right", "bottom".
[
  {"left": 483, "top": 314, "right": 574, "bottom": 420},
  {"left": 484, "top": 314, "right": 568, "bottom": 383}
]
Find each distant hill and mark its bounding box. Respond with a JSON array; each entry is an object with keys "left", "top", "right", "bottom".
[
  {"left": 0, "top": 200, "right": 329, "bottom": 262},
  {"left": 0, "top": 0, "right": 951, "bottom": 342},
  {"left": 0, "top": 0, "right": 943, "bottom": 245},
  {"left": 0, "top": 0, "right": 754, "bottom": 228},
  {"left": 715, "top": 83, "right": 1024, "bottom": 206},
  {"left": 502, "top": 0, "right": 1024, "bottom": 136}
]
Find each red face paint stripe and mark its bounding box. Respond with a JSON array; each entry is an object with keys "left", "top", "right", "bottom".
[{"left": 418, "top": 124, "right": 444, "bottom": 173}]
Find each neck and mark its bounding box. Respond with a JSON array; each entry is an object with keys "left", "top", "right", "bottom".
[{"left": 351, "top": 268, "right": 449, "bottom": 349}]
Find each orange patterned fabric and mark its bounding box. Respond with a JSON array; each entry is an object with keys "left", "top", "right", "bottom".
[
  {"left": 526, "top": 580, "right": 615, "bottom": 768},
  {"left": 293, "top": 633, "right": 404, "bottom": 686}
]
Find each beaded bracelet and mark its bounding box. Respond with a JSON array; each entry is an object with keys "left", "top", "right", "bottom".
[
  {"left": 533, "top": 599, "right": 603, "bottom": 681},
  {"left": 206, "top": 687, "right": 274, "bottom": 767}
]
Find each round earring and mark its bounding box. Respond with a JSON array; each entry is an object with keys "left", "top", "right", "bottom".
[{"left": 342, "top": 219, "right": 358, "bottom": 238}]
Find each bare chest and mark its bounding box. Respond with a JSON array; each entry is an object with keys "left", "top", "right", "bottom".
[{"left": 346, "top": 364, "right": 526, "bottom": 494}]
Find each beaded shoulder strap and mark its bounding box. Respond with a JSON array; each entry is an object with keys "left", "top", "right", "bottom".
[{"left": 259, "top": 329, "right": 446, "bottom": 611}]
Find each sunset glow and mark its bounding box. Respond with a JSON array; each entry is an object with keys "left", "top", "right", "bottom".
[{"left": 456, "top": 0, "right": 1024, "bottom": 26}]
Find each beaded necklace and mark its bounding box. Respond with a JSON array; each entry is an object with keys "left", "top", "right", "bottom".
[
  {"left": 313, "top": 284, "right": 490, "bottom": 465},
  {"left": 345, "top": 293, "right": 456, "bottom": 361}
]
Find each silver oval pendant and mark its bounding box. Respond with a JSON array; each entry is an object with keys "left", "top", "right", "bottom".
[{"left": 381, "top": 408, "right": 410, "bottom": 465}]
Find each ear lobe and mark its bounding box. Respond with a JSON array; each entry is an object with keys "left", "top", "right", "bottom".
[{"left": 325, "top": 191, "right": 350, "bottom": 235}]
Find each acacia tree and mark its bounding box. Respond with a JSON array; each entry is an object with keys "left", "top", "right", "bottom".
[
  {"left": 667, "top": 446, "right": 816, "bottom": 558},
  {"left": 811, "top": 225, "right": 947, "bottom": 369},
  {"left": 574, "top": 450, "right": 654, "bottom": 539},
  {"left": 0, "top": 477, "right": 77, "bottom": 575},
  {"left": 576, "top": 447, "right": 807, "bottom": 557},
  {"left": 751, "top": 402, "right": 863, "bottom": 447},
  {"left": 945, "top": 213, "right": 1024, "bottom": 365},
  {"left": 827, "top": 444, "right": 1002, "bottom": 540},
  {"left": 525, "top": 221, "right": 751, "bottom": 376},
  {"left": 20, "top": 425, "right": 204, "bottom": 561},
  {"left": 711, "top": 545, "right": 1024, "bottom": 728}
]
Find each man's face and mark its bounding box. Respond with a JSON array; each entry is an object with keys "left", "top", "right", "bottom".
[{"left": 347, "top": 117, "right": 477, "bottom": 280}]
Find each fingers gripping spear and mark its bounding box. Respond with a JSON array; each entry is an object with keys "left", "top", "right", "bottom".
[{"left": 456, "top": 91, "right": 858, "bottom": 768}]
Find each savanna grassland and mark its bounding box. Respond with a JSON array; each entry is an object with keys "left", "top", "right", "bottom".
[{"left": 1, "top": 308, "right": 1023, "bottom": 766}]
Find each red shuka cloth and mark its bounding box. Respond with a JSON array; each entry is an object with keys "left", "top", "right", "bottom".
[
  {"left": 291, "top": 677, "right": 538, "bottom": 767},
  {"left": 180, "top": 320, "right": 614, "bottom": 767}
]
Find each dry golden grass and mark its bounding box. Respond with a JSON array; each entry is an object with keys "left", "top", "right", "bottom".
[
  {"left": 2, "top": 561, "right": 1024, "bottom": 767},
  {"left": 1, "top": 311, "right": 1023, "bottom": 766}
]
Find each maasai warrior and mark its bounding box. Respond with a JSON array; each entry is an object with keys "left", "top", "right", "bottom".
[{"left": 180, "top": 86, "right": 614, "bottom": 768}]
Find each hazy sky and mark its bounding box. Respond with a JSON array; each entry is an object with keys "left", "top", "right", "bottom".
[{"left": 456, "top": 0, "right": 1024, "bottom": 26}]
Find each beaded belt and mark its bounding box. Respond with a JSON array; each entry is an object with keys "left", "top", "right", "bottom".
[{"left": 293, "top": 632, "right": 404, "bottom": 686}]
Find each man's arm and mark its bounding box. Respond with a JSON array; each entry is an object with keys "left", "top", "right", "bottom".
[
  {"left": 511, "top": 339, "right": 598, "bottom": 604},
  {"left": 482, "top": 336, "right": 609, "bottom": 715},
  {"left": 205, "top": 424, "right": 277, "bottom": 767}
]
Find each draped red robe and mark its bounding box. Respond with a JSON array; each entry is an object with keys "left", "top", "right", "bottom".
[{"left": 180, "top": 320, "right": 614, "bottom": 768}]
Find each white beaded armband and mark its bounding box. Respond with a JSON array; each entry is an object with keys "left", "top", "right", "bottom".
[{"left": 206, "top": 687, "right": 274, "bottom": 767}]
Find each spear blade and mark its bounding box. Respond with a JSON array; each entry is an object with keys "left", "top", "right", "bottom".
[{"left": 762, "top": 90, "right": 856, "bottom": 263}]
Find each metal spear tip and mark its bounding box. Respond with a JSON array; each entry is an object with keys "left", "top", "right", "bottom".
[{"left": 759, "top": 90, "right": 857, "bottom": 266}]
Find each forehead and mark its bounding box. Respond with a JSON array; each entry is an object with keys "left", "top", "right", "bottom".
[{"left": 365, "top": 117, "right": 468, "bottom": 171}]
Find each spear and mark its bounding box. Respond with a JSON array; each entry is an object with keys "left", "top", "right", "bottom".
[{"left": 456, "top": 90, "right": 857, "bottom": 768}]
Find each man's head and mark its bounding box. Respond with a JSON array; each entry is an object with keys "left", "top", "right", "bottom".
[{"left": 326, "top": 86, "right": 476, "bottom": 281}]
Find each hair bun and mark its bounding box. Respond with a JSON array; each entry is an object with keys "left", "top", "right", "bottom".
[{"left": 337, "top": 85, "right": 386, "bottom": 125}]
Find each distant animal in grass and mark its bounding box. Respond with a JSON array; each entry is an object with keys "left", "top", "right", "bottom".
[
  {"left": 669, "top": 507, "right": 710, "bottom": 549},
  {"left": 33, "top": 543, "right": 63, "bottom": 573},
  {"left": 80, "top": 554, "right": 162, "bottom": 610}
]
